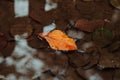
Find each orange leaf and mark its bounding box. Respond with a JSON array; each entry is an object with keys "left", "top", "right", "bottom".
[{"left": 39, "top": 30, "right": 77, "bottom": 51}]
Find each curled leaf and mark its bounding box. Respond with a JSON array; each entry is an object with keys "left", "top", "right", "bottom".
[{"left": 39, "top": 30, "right": 77, "bottom": 51}]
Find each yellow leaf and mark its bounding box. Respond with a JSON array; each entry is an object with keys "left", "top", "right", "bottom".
[{"left": 39, "top": 30, "right": 77, "bottom": 51}]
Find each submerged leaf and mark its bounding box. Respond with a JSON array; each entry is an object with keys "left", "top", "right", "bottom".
[
  {"left": 39, "top": 30, "right": 77, "bottom": 51},
  {"left": 92, "top": 28, "right": 114, "bottom": 47},
  {"left": 75, "top": 19, "right": 104, "bottom": 32},
  {"left": 93, "top": 28, "right": 114, "bottom": 40}
]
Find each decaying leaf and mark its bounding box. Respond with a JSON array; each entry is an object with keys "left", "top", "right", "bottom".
[
  {"left": 92, "top": 28, "right": 114, "bottom": 47},
  {"left": 75, "top": 19, "right": 104, "bottom": 32},
  {"left": 39, "top": 30, "right": 77, "bottom": 51}
]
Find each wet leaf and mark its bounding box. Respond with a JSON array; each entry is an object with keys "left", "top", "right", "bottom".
[
  {"left": 83, "top": 47, "right": 100, "bottom": 69},
  {"left": 39, "top": 30, "right": 77, "bottom": 51},
  {"left": 68, "top": 52, "right": 90, "bottom": 67},
  {"left": 98, "top": 49, "right": 120, "bottom": 69},
  {"left": 0, "top": 32, "right": 8, "bottom": 50},
  {"left": 93, "top": 28, "right": 114, "bottom": 39},
  {"left": 10, "top": 24, "right": 33, "bottom": 38},
  {"left": 92, "top": 28, "right": 114, "bottom": 47},
  {"left": 75, "top": 19, "right": 104, "bottom": 32}
]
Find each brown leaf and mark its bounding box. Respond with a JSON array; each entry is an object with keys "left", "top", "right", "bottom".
[{"left": 75, "top": 19, "right": 104, "bottom": 32}]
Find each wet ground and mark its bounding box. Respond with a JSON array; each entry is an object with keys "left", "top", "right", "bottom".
[{"left": 0, "top": 0, "right": 120, "bottom": 80}]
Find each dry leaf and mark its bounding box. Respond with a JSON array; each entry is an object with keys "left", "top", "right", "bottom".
[{"left": 39, "top": 30, "right": 77, "bottom": 51}]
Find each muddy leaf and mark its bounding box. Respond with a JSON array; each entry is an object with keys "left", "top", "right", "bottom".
[{"left": 38, "top": 30, "right": 77, "bottom": 51}]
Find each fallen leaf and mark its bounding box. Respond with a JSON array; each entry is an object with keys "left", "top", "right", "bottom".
[
  {"left": 92, "top": 28, "right": 114, "bottom": 47},
  {"left": 98, "top": 49, "right": 120, "bottom": 68},
  {"left": 75, "top": 19, "right": 104, "bottom": 32},
  {"left": 39, "top": 30, "right": 77, "bottom": 51}
]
